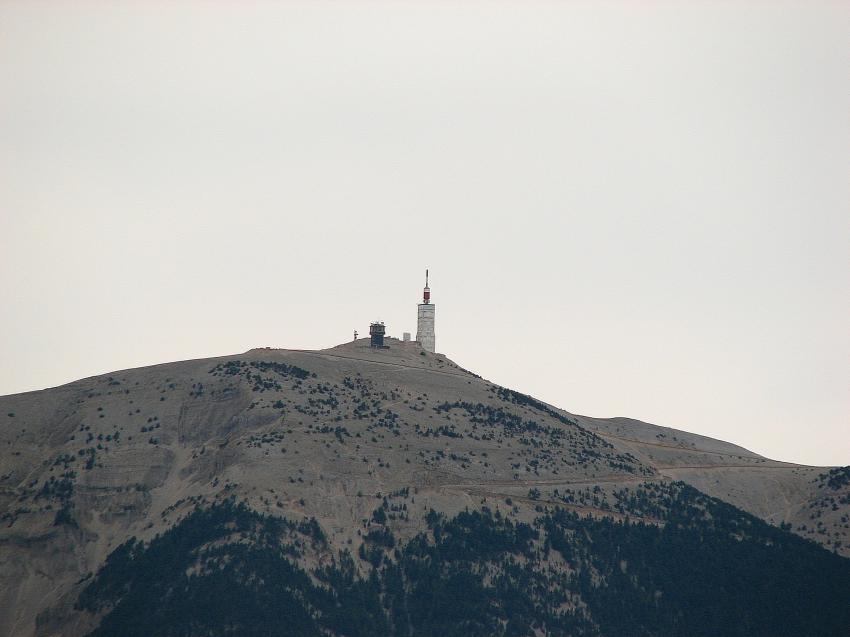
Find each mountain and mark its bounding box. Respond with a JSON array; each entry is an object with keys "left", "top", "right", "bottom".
[{"left": 1, "top": 339, "right": 848, "bottom": 636}]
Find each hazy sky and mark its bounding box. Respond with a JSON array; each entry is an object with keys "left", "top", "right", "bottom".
[{"left": 1, "top": 1, "right": 847, "bottom": 466}]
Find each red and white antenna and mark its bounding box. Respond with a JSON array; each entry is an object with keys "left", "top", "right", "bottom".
[{"left": 423, "top": 269, "right": 430, "bottom": 304}]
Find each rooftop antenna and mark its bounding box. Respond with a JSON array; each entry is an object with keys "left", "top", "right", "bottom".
[{"left": 423, "top": 269, "right": 430, "bottom": 304}]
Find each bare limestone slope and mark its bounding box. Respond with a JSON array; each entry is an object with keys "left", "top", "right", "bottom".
[{"left": 0, "top": 339, "right": 847, "bottom": 636}]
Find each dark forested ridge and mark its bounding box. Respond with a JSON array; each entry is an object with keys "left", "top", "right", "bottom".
[{"left": 77, "top": 485, "right": 850, "bottom": 637}]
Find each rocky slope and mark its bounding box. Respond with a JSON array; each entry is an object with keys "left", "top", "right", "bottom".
[{"left": 0, "top": 339, "right": 847, "bottom": 636}]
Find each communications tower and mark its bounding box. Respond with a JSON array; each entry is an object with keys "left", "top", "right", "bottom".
[{"left": 416, "top": 270, "right": 435, "bottom": 353}]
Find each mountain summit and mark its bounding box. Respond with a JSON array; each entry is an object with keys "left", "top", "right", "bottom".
[{"left": 1, "top": 341, "right": 848, "bottom": 636}]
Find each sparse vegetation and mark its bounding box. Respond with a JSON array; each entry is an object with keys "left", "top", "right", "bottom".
[{"left": 818, "top": 466, "right": 850, "bottom": 491}]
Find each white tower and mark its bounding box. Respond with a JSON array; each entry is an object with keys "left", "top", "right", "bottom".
[{"left": 416, "top": 269, "right": 435, "bottom": 353}]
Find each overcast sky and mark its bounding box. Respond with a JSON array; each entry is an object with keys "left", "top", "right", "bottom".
[{"left": 1, "top": 1, "right": 847, "bottom": 466}]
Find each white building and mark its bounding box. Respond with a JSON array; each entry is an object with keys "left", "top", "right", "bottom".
[{"left": 416, "top": 270, "right": 435, "bottom": 353}]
